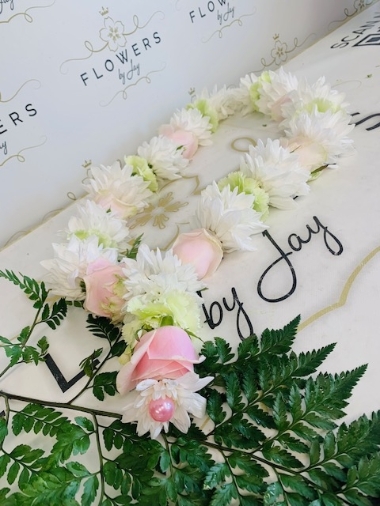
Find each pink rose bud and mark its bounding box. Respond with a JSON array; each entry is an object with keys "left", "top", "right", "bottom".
[
  {"left": 173, "top": 229, "right": 223, "bottom": 279},
  {"left": 116, "top": 326, "right": 204, "bottom": 394},
  {"left": 83, "top": 258, "right": 126, "bottom": 321},
  {"left": 159, "top": 125, "right": 199, "bottom": 159}
]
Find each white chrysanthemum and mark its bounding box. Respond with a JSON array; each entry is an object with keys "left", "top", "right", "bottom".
[
  {"left": 188, "top": 85, "right": 236, "bottom": 131},
  {"left": 83, "top": 161, "right": 152, "bottom": 219},
  {"left": 192, "top": 182, "right": 267, "bottom": 253},
  {"left": 123, "top": 244, "right": 204, "bottom": 297},
  {"left": 66, "top": 200, "right": 130, "bottom": 251},
  {"left": 160, "top": 108, "right": 213, "bottom": 146},
  {"left": 121, "top": 373, "right": 213, "bottom": 439},
  {"left": 281, "top": 76, "right": 350, "bottom": 123},
  {"left": 41, "top": 236, "right": 118, "bottom": 300},
  {"left": 283, "top": 110, "right": 354, "bottom": 172},
  {"left": 121, "top": 244, "right": 204, "bottom": 334},
  {"left": 230, "top": 68, "right": 298, "bottom": 120},
  {"left": 240, "top": 139, "right": 310, "bottom": 209},
  {"left": 256, "top": 68, "right": 299, "bottom": 121},
  {"left": 137, "top": 136, "right": 189, "bottom": 181},
  {"left": 229, "top": 72, "right": 259, "bottom": 115}
]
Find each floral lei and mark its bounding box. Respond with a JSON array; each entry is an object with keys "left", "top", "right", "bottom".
[{"left": 41, "top": 67, "right": 354, "bottom": 440}]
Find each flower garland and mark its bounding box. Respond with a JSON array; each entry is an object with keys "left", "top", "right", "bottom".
[{"left": 41, "top": 67, "right": 354, "bottom": 439}]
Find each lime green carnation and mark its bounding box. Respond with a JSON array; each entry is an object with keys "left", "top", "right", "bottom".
[
  {"left": 125, "top": 155, "right": 158, "bottom": 192},
  {"left": 127, "top": 290, "right": 201, "bottom": 335},
  {"left": 249, "top": 71, "right": 271, "bottom": 111},
  {"left": 218, "top": 171, "right": 270, "bottom": 219},
  {"left": 187, "top": 99, "right": 219, "bottom": 132}
]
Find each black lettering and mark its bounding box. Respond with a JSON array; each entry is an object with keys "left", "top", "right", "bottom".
[
  {"left": 104, "top": 59, "right": 114, "bottom": 72},
  {"left": 93, "top": 68, "right": 103, "bottom": 79},
  {"left": 354, "top": 113, "right": 380, "bottom": 131},
  {"left": 223, "top": 288, "right": 254, "bottom": 340},
  {"left": 9, "top": 112, "right": 23, "bottom": 126},
  {"left": 258, "top": 230, "right": 296, "bottom": 303},
  {"left": 342, "top": 34, "right": 360, "bottom": 42},
  {"left": 198, "top": 6, "right": 206, "bottom": 18},
  {"left": 189, "top": 10, "right": 195, "bottom": 22},
  {"left": 142, "top": 37, "right": 151, "bottom": 50},
  {"left": 132, "top": 43, "right": 141, "bottom": 56},
  {"left": 208, "top": 1, "right": 215, "bottom": 12},
  {"left": 153, "top": 31, "right": 161, "bottom": 44},
  {"left": 25, "top": 103, "right": 37, "bottom": 117},
  {"left": 288, "top": 220, "right": 319, "bottom": 252},
  {"left": 331, "top": 42, "right": 349, "bottom": 49},
  {"left": 116, "top": 49, "right": 129, "bottom": 64},
  {"left": 80, "top": 72, "right": 89, "bottom": 86},
  {"left": 313, "top": 216, "right": 343, "bottom": 255},
  {"left": 0, "top": 123, "right": 7, "bottom": 135},
  {"left": 217, "top": 0, "right": 226, "bottom": 4},
  {"left": 201, "top": 299, "right": 223, "bottom": 329},
  {"left": 45, "top": 353, "right": 99, "bottom": 393}
]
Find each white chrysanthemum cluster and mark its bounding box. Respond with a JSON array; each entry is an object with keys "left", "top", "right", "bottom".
[
  {"left": 187, "top": 85, "right": 236, "bottom": 132},
  {"left": 137, "top": 135, "right": 189, "bottom": 181},
  {"left": 240, "top": 139, "right": 310, "bottom": 209},
  {"left": 192, "top": 182, "right": 267, "bottom": 253},
  {"left": 159, "top": 107, "right": 213, "bottom": 146},
  {"left": 122, "top": 244, "right": 205, "bottom": 337},
  {"left": 233, "top": 67, "right": 354, "bottom": 173},
  {"left": 66, "top": 200, "right": 130, "bottom": 250},
  {"left": 121, "top": 373, "right": 212, "bottom": 439},
  {"left": 83, "top": 161, "right": 152, "bottom": 219},
  {"left": 41, "top": 236, "right": 118, "bottom": 300}
]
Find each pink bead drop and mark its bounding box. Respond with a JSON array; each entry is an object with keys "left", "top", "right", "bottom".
[{"left": 148, "top": 397, "right": 175, "bottom": 422}]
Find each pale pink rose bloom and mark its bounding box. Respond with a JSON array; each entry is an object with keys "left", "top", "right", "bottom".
[
  {"left": 94, "top": 195, "right": 136, "bottom": 220},
  {"left": 116, "top": 326, "right": 204, "bottom": 395},
  {"left": 83, "top": 258, "right": 125, "bottom": 321},
  {"left": 284, "top": 138, "right": 327, "bottom": 173},
  {"left": 159, "top": 125, "right": 199, "bottom": 159},
  {"left": 173, "top": 229, "right": 223, "bottom": 279}
]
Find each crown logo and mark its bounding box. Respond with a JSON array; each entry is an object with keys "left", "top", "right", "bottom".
[
  {"left": 82, "top": 160, "right": 92, "bottom": 169},
  {"left": 100, "top": 6, "right": 109, "bottom": 16}
]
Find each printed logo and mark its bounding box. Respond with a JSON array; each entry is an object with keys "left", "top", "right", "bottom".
[
  {"left": 331, "top": 10, "right": 380, "bottom": 49},
  {"left": 353, "top": 33, "right": 380, "bottom": 45},
  {"left": 176, "top": 0, "right": 254, "bottom": 43},
  {"left": 60, "top": 8, "right": 166, "bottom": 106},
  {"left": 0, "top": 80, "right": 45, "bottom": 169}
]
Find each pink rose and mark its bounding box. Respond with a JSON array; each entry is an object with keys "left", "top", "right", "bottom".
[
  {"left": 159, "top": 125, "right": 199, "bottom": 159},
  {"left": 116, "top": 326, "right": 203, "bottom": 394},
  {"left": 173, "top": 228, "right": 223, "bottom": 279},
  {"left": 83, "top": 258, "right": 126, "bottom": 321}
]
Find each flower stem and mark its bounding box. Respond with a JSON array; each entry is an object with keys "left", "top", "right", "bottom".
[{"left": 0, "top": 390, "right": 122, "bottom": 420}]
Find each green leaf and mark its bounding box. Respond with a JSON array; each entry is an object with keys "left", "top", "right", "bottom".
[
  {"left": 260, "top": 316, "right": 300, "bottom": 355},
  {"left": 280, "top": 474, "right": 315, "bottom": 500},
  {"left": 210, "top": 482, "right": 238, "bottom": 506},
  {"left": 273, "top": 393, "right": 289, "bottom": 431},
  {"left": 7, "top": 461, "right": 20, "bottom": 485},
  {"left": 74, "top": 417, "right": 95, "bottom": 433},
  {"left": 262, "top": 445, "right": 303, "bottom": 468},
  {"left": 81, "top": 475, "right": 99, "bottom": 506},
  {"left": 93, "top": 372, "right": 118, "bottom": 401},
  {"left": 159, "top": 450, "right": 171, "bottom": 473},
  {"left": 309, "top": 439, "right": 321, "bottom": 466},
  {"left": 0, "top": 417, "right": 8, "bottom": 445},
  {"left": 204, "top": 463, "right": 230, "bottom": 490},
  {"left": 206, "top": 390, "right": 226, "bottom": 424},
  {"left": 66, "top": 462, "right": 91, "bottom": 478}
]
